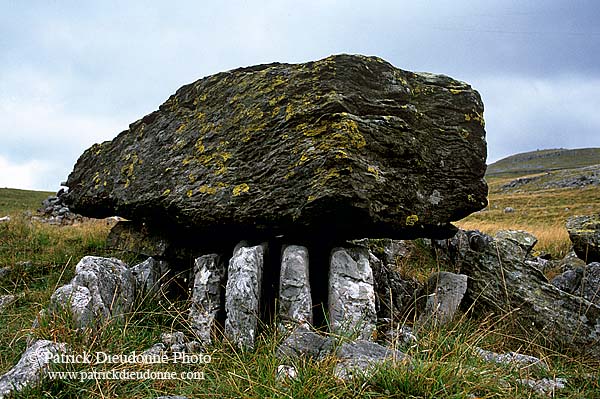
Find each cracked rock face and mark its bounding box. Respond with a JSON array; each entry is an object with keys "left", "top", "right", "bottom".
[
  {"left": 189, "top": 254, "right": 226, "bottom": 345},
  {"left": 329, "top": 247, "right": 377, "bottom": 339},
  {"left": 278, "top": 245, "right": 312, "bottom": 328},
  {"left": 224, "top": 244, "right": 265, "bottom": 349},
  {"left": 65, "top": 54, "right": 487, "bottom": 242}
]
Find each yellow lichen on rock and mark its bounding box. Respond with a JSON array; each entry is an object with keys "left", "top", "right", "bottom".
[
  {"left": 405, "top": 214, "right": 419, "bottom": 226},
  {"left": 232, "top": 183, "right": 250, "bottom": 196}
]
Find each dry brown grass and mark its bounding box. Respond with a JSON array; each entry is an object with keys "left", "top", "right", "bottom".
[{"left": 458, "top": 178, "right": 600, "bottom": 258}]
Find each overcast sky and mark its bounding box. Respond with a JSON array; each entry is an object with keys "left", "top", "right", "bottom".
[{"left": 1, "top": 0, "right": 599, "bottom": 191}]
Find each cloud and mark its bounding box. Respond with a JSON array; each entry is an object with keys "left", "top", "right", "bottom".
[
  {"left": 0, "top": 155, "right": 53, "bottom": 191},
  {"left": 474, "top": 75, "right": 600, "bottom": 162}
]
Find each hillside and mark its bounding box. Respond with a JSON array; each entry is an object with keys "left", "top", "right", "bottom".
[
  {"left": 0, "top": 188, "right": 54, "bottom": 215},
  {"left": 486, "top": 147, "right": 600, "bottom": 178}
]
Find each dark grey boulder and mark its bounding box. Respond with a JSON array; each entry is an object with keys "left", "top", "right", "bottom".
[
  {"left": 65, "top": 54, "right": 487, "bottom": 242},
  {"left": 567, "top": 214, "right": 600, "bottom": 263}
]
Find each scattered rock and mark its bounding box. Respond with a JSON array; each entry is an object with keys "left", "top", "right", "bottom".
[
  {"left": 48, "top": 256, "right": 136, "bottom": 328},
  {"left": 567, "top": 215, "right": 600, "bottom": 263},
  {"left": 329, "top": 247, "right": 377, "bottom": 339},
  {"left": 475, "top": 347, "right": 548, "bottom": 372},
  {"left": 37, "top": 189, "right": 83, "bottom": 225},
  {"left": 224, "top": 243, "right": 266, "bottom": 349},
  {"left": 0, "top": 295, "right": 17, "bottom": 313},
  {"left": 276, "top": 324, "right": 334, "bottom": 360},
  {"left": 417, "top": 271, "right": 467, "bottom": 325},
  {"left": 517, "top": 378, "right": 567, "bottom": 396},
  {"left": 65, "top": 54, "right": 487, "bottom": 242},
  {"left": 189, "top": 254, "right": 226, "bottom": 346},
  {"left": 276, "top": 365, "right": 298, "bottom": 381},
  {"left": 333, "top": 339, "right": 409, "bottom": 380},
  {"left": 380, "top": 324, "right": 417, "bottom": 347},
  {"left": 503, "top": 207, "right": 515, "bottom": 214},
  {"left": 458, "top": 231, "right": 600, "bottom": 359},
  {"left": 0, "top": 340, "right": 68, "bottom": 399},
  {"left": 495, "top": 230, "right": 538, "bottom": 254},
  {"left": 278, "top": 245, "right": 312, "bottom": 329},
  {"left": 0, "top": 216, "right": 10, "bottom": 223},
  {"left": 0, "top": 267, "right": 9, "bottom": 280},
  {"left": 155, "top": 396, "right": 189, "bottom": 399}
]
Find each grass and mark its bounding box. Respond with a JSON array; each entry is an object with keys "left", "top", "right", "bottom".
[{"left": 1, "top": 183, "right": 599, "bottom": 397}]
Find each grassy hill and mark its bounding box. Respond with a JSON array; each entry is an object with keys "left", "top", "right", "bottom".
[
  {"left": 459, "top": 147, "right": 600, "bottom": 257},
  {"left": 0, "top": 188, "right": 54, "bottom": 215},
  {"left": 486, "top": 147, "right": 600, "bottom": 178}
]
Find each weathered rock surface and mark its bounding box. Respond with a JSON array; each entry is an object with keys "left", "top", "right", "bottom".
[
  {"left": 49, "top": 256, "right": 135, "bottom": 327},
  {"left": 457, "top": 231, "right": 600, "bottom": 359},
  {"left": 277, "top": 324, "right": 334, "bottom": 360},
  {"left": 224, "top": 243, "right": 265, "bottom": 349},
  {"left": 329, "top": 247, "right": 377, "bottom": 339},
  {"left": 518, "top": 378, "right": 567, "bottom": 396},
  {"left": 189, "top": 254, "right": 226, "bottom": 345},
  {"left": 368, "top": 251, "right": 420, "bottom": 321},
  {"left": 494, "top": 230, "right": 537, "bottom": 254},
  {"left": 417, "top": 271, "right": 467, "bottom": 325},
  {"left": 333, "top": 339, "right": 409, "bottom": 380},
  {"left": 0, "top": 340, "right": 68, "bottom": 399},
  {"left": 567, "top": 215, "right": 600, "bottom": 263},
  {"left": 475, "top": 347, "right": 547, "bottom": 372},
  {"left": 552, "top": 263, "right": 600, "bottom": 306},
  {"left": 131, "top": 257, "right": 169, "bottom": 297},
  {"left": 65, "top": 54, "right": 487, "bottom": 241},
  {"left": 278, "top": 245, "right": 312, "bottom": 328},
  {"left": 107, "top": 221, "right": 170, "bottom": 258}
]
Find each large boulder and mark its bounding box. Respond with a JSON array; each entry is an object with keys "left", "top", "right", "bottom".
[
  {"left": 65, "top": 54, "right": 487, "bottom": 242},
  {"left": 567, "top": 215, "right": 600, "bottom": 263}
]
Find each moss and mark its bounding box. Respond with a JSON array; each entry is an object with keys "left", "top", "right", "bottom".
[{"left": 232, "top": 183, "right": 250, "bottom": 196}]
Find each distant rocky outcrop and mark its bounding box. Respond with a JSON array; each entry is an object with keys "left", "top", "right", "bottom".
[{"left": 65, "top": 54, "right": 487, "bottom": 242}]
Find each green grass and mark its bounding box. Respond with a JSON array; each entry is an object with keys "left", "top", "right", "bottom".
[
  {"left": 1, "top": 188, "right": 599, "bottom": 398},
  {"left": 0, "top": 187, "right": 54, "bottom": 216}
]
